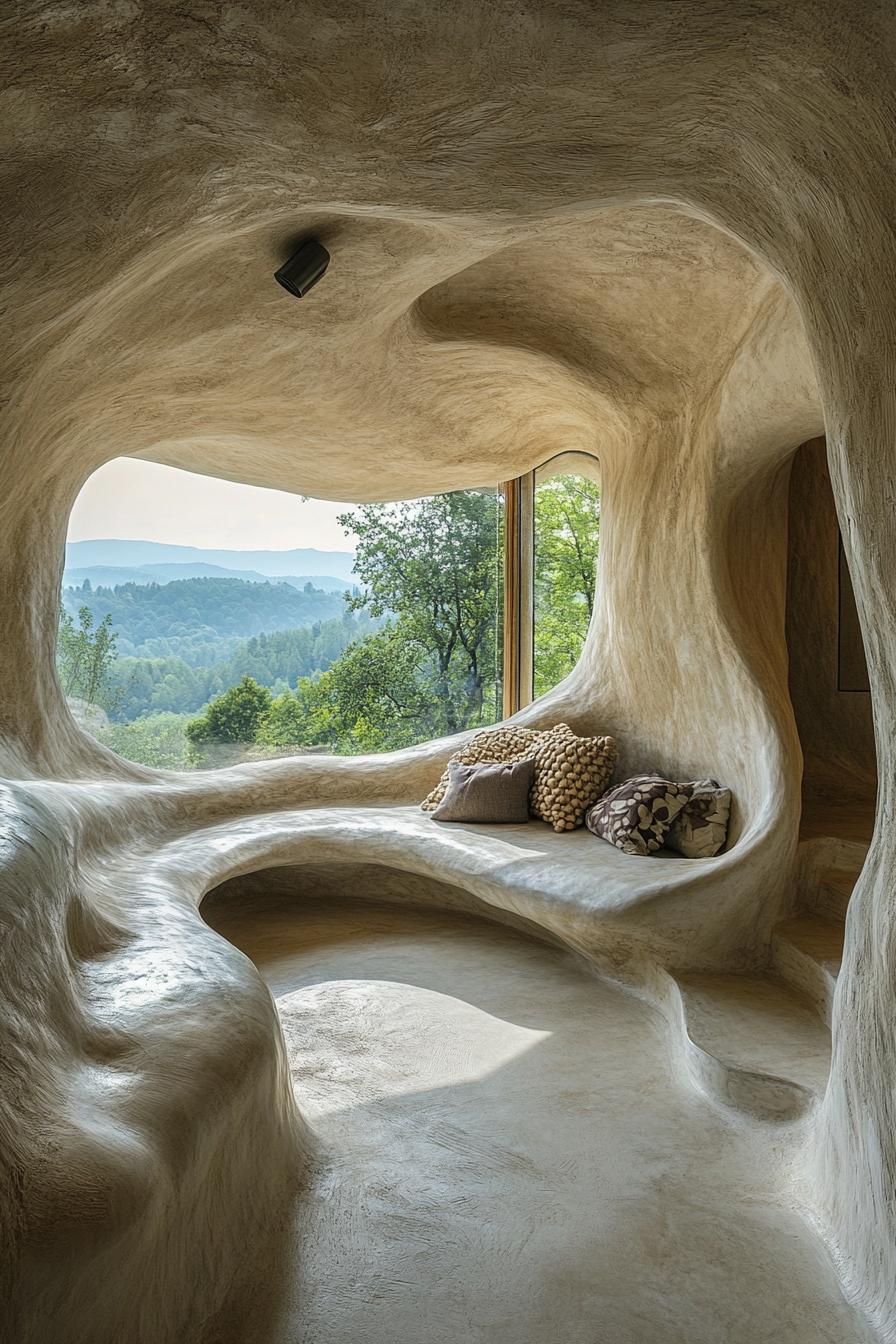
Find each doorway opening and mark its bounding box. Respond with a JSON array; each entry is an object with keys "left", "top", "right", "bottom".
[{"left": 785, "top": 437, "right": 877, "bottom": 843}]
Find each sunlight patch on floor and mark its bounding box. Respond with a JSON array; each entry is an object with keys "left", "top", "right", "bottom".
[
  {"left": 202, "top": 890, "right": 874, "bottom": 1344},
  {"left": 281, "top": 978, "right": 551, "bottom": 1114}
]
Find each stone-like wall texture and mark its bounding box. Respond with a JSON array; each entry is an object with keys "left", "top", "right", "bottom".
[{"left": 1, "top": 2, "right": 894, "bottom": 1340}]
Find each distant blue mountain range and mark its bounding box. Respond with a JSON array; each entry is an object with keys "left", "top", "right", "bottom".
[
  {"left": 64, "top": 563, "right": 352, "bottom": 593},
  {"left": 64, "top": 539, "right": 357, "bottom": 591}
]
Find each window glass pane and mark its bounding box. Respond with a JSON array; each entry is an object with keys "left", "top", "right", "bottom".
[
  {"left": 62, "top": 462, "right": 503, "bottom": 767},
  {"left": 532, "top": 454, "right": 601, "bottom": 698},
  {"left": 316, "top": 487, "right": 504, "bottom": 754}
]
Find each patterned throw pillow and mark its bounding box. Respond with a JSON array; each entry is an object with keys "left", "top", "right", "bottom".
[
  {"left": 431, "top": 758, "right": 536, "bottom": 823},
  {"left": 586, "top": 775, "right": 692, "bottom": 855},
  {"left": 665, "top": 779, "right": 731, "bottom": 858},
  {"left": 422, "top": 724, "right": 617, "bottom": 832}
]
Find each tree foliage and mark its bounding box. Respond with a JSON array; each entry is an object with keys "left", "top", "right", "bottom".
[
  {"left": 533, "top": 474, "right": 600, "bottom": 696},
  {"left": 335, "top": 490, "right": 504, "bottom": 742},
  {"left": 57, "top": 605, "right": 119, "bottom": 708},
  {"left": 257, "top": 629, "right": 435, "bottom": 754},
  {"left": 104, "top": 610, "right": 379, "bottom": 720},
  {"left": 224, "top": 489, "right": 505, "bottom": 755},
  {"left": 185, "top": 675, "right": 273, "bottom": 744},
  {"left": 98, "top": 712, "right": 194, "bottom": 770}
]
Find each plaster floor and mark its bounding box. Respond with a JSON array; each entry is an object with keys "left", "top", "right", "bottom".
[{"left": 202, "top": 887, "right": 874, "bottom": 1344}]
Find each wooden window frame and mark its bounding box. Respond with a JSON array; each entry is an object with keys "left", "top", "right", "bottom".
[
  {"left": 502, "top": 451, "right": 600, "bottom": 718},
  {"left": 502, "top": 471, "right": 534, "bottom": 718}
]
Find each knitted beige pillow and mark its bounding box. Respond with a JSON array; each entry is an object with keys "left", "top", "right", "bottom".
[
  {"left": 421, "top": 724, "right": 617, "bottom": 832},
  {"left": 530, "top": 725, "right": 618, "bottom": 831}
]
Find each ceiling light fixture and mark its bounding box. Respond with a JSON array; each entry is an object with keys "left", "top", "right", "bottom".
[{"left": 274, "top": 239, "right": 330, "bottom": 298}]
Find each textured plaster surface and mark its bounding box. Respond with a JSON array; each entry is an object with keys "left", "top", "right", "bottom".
[
  {"left": 1, "top": 2, "right": 895, "bottom": 1341},
  {"left": 202, "top": 885, "right": 872, "bottom": 1344}
]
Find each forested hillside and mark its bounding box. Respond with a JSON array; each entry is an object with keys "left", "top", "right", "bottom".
[
  {"left": 107, "top": 611, "right": 379, "bottom": 719},
  {"left": 64, "top": 563, "right": 351, "bottom": 591},
  {"left": 62, "top": 576, "right": 347, "bottom": 657}
]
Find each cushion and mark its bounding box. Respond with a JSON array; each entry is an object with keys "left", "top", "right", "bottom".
[
  {"left": 431, "top": 758, "right": 536, "bottom": 824},
  {"left": 421, "top": 726, "right": 542, "bottom": 812},
  {"left": 586, "top": 775, "right": 692, "bottom": 855},
  {"left": 422, "top": 723, "right": 617, "bottom": 833},
  {"left": 529, "top": 724, "right": 618, "bottom": 832},
  {"left": 665, "top": 779, "right": 731, "bottom": 858}
]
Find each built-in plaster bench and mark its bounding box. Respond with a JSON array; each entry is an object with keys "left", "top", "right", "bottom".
[
  {"left": 44, "top": 780, "right": 811, "bottom": 1268},
  {"left": 168, "top": 802, "right": 828, "bottom": 1126},
  {"left": 145, "top": 803, "right": 767, "bottom": 972}
]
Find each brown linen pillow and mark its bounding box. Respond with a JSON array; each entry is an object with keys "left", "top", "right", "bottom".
[
  {"left": 431, "top": 758, "right": 536, "bottom": 823},
  {"left": 421, "top": 723, "right": 617, "bottom": 833},
  {"left": 422, "top": 725, "right": 544, "bottom": 812},
  {"left": 586, "top": 775, "right": 692, "bottom": 855},
  {"left": 665, "top": 779, "right": 731, "bottom": 858}
]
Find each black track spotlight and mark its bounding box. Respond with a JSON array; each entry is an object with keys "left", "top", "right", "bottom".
[{"left": 274, "top": 239, "right": 330, "bottom": 298}]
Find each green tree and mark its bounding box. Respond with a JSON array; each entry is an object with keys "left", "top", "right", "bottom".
[
  {"left": 57, "top": 605, "right": 119, "bottom": 708},
  {"left": 336, "top": 489, "right": 503, "bottom": 744},
  {"left": 256, "top": 676, "right": 334, "bottom": 749},
  {"left": 323, "top": 628, "right": 435, "bottom": 750},
  {"left": 186, "top": 675, "right": 273, "bottom": 744},
  {"left": 277, "top": 630, "right": 437, "bottom": 753},
  {"left": 533, "top": 474, "right": 600, "bottom": 696}
]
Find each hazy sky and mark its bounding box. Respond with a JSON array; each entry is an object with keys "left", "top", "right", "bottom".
[{"left": 68, "top": 458, "right": 357, "bottom": 552}]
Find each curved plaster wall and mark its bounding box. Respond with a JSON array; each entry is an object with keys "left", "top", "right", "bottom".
[{"left": 2, "top": 2, "right": 895, "bottom": 1339}]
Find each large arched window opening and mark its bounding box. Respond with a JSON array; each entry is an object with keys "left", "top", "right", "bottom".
[{"left": 62, "top": 454, "right": 599, "bottom": 768}]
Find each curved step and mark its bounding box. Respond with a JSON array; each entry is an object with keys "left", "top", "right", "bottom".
[
  {"left": 814, "top": 874, "right": 857, "bottom": 922},
  {"left": 676, "top": 971, "right": 831, "bottom": 1121},
  {"left": 797, "top": 836, "right": 868, "bottom": 920},
  {"left": 772, "top": 915, "right": 844, "bottom": 1026}
]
